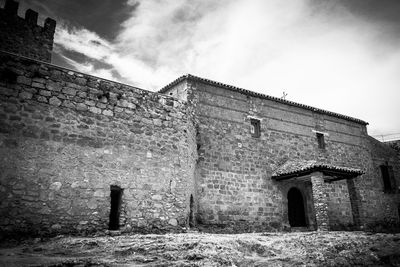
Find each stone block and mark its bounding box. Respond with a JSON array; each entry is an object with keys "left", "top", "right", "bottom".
[
  {"left": 17, "top": 76, "right": 31, "bottom": 85},
  {"left": 39, "top": 90, "right": 52, "bottom": 97},
  {"left": 168, "top": 218, "right": 178, "bottom": 226},
  {"left": 89, "top": 106, "right": 101, "bottom": 114},
  {"left": 32, "top": 82, "right": 45, "bottom": 89},
  {"left": 49, "top": 97, "right": 61, "bottom": 106},
  {"left": 49, "top": 182, "right": 62, "bottom": 191},
  {"left": 19, "top": 91, "right": 33, "bottom": 99},
  {"left": 76, "top": 103, "right": 87, "bottom": 111},
  {"left": 102, "top": 109, "right": 113, "bottom": 116},
  {"left": 62, "top": 87, "right": 77, "bottom": 96}
]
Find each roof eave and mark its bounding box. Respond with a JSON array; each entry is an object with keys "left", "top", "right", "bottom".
[
  {"left": 272, "top": 166, "right": 364, "bottom": 181},
  {"left": 159, "top": 74, "right": 369, "bottom": 126}
]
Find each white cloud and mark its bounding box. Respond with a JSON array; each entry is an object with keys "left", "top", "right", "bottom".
[
  {"left": 53, "top": 0, "right": 400, "bottom": 135},
  {"left": 55, "top": 23, "right": 113, "bottom": 61}
]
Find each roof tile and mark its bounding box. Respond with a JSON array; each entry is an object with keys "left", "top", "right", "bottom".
[
  {"left": 272, "top": 160, "right": 364, "bottom": 180},
  {"left": 159, "top": 74, "right": 368, "bottom": 125}
]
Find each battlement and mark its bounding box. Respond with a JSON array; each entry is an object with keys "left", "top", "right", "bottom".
[{"left": 0, "top": 0, "right": 56, "bottom": 62}]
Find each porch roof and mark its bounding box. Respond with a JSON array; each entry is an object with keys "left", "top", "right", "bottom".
[{"left": 272, "top": 160, "right": 364, "bottom": 181}]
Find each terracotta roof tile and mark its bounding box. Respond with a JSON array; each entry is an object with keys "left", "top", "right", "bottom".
[{"left": 272, "top": 160, "right": 364, "bottom": 180}]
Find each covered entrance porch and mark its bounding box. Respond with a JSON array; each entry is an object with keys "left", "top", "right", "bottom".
[{"left": 272, "top": 160, "right": 364, "bottom": 231}]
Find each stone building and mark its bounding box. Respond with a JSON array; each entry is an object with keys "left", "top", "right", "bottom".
[{"left": 0, "top": 0, "right": 399, "bottom": 236}]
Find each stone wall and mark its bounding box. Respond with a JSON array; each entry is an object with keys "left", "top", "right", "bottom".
[
  {"left": 0, "top": 52, "right": 197, "bottom": 236},
  {"left": 326, "top": 180, "right": 354, "bottom": 228},
  {"left": 0, "top": 0, "right": 56, "bottom": 62},
  {"left": 164, "top": 77, "right": 400, "bottom": 231},
  {"left": 384, "top": 140, "right": 400, "bottom": 153},
  {"left": 279, "top": 180, "right": 316, "bottom": 229},
  {"left": 366, "top": 137, "right": 400, "bottom": 225}
]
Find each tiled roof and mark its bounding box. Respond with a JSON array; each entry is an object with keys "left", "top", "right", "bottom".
[
  {"left": 272, "top": 160, "right": 364, "bottom": 181},
  {"left": 159, "top": 74, "right": 368, "bottom": 125}
]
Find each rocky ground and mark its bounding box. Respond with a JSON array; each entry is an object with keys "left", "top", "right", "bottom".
[{"left": 0, "top": 231, "right": 399, "bottom": 266}]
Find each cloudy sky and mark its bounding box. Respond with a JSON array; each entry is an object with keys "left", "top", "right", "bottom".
[{"left": 4, "top": 0, "right": 400, "bottom": 139}]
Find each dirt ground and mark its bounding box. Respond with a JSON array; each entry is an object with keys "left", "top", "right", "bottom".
[{"left": 0, "top": 231, "right": 399, "bottom": 266}]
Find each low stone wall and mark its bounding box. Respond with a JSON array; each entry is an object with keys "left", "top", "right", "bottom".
[{"left": 0, "top": 52, "right": 197, "bottom": 236}]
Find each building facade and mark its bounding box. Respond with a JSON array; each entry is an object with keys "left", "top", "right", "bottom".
[{"left": 0, "top": 0, "right": 399, "bottom": 236}]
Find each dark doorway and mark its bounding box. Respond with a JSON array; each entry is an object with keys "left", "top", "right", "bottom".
[
  {"left": 398, "top": 204, "right": 400, "bottom": 221},
  {"left": 287, "top": 187, "right": 307, "bottom": 227},
  {"left": 109, "top": 185, "right": 123, "bottom": 230},
  {"left": 189, "top": 194, "right": 194, "bottom": 227}
]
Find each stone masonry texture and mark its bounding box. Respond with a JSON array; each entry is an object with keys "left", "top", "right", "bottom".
[
  {"left": 163, "top": 78, "right": 400, "bottom": 232},
  {"left": 0, "top": 0, "right": 399, "bottom": 236},
  {"left": 0, "top": 52, "right": 196, "bottom": 235},
  {"left": 311, "top": 172, "right": 329, "bottom": 231},
  {"left": 0, "top": 0, "right": 56, "bottom": 62}
]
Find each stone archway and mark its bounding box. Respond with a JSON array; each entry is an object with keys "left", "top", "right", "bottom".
[{"left": 287, "top": 187, "right": 307, "bottom": 227}]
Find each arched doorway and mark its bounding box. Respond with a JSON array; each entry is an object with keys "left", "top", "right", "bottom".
[{"left": 287, "top": 187, "right": 307, "bottom": 227}]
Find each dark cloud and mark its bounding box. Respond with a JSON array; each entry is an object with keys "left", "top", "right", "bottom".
[
  {"left": 10, "top": 0, "right": 138, "bottom": 40},
  {"left": 308, "top": 0, "right": 400, "bottom": 23},
  {"left": 340, "top": 0, "right": 400, "bottom": 51},
  {"left": 307, "top": 0, "right": 400, "bottom": 56},
  {"left": 335, "top": 0, "right": 400, "bottom": 24}
]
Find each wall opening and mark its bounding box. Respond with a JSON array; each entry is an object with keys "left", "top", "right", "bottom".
[
  {"left": 316, "top": 133, "right": 325, "bottom": 149},
  {"left": 109, "top": 185, "right": 123, "bottom": 230},
  {"left": 380, "top": 164, "right": 396, "bottom": 193},
  {"left": 398, "top": 204, "right": 400, "bottom": 221},
  {"left": 250, "top": 118, "right": 261, "bottom": 138},
  {"left": 287, "top": 187, "right": 307, "bottom": 227},
  {"left": 189, "top": 194, "right": 195, "bottom": 227}
]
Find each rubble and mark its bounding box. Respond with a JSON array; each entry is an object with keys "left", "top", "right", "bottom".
[{"left": 1, "top": 231, "right": 399, "bottom": 266}]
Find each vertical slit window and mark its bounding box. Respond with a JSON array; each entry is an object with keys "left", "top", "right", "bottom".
[
  {"left": 316, "top": 133, "right": 325, "bottom": 149},
  {"left": 250, "top": 119, "right": 261, "bottom": 138}
]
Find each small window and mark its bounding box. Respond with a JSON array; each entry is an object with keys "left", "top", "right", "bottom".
[
  {"left": 380, "top": 164, "right": 396, "bottom": 193},
  {"left": 316, "top": 133, "right": 325, "bottom": 149},
  {"left": 250, "top": 119, "right": 261, "bottom": 138}
]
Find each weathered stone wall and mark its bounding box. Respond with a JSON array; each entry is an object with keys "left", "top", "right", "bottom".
[
  {"left": 164, "top": 78, "right": 399, "bottom": 231},
  {"left": 365, "top": 137, "right": 400, "bottom": 225},
  {"left": 0, "top": 52, "right": 196, "bottom": 235},
  {"left": 0, "top": 0, "right": 56, "bottom": 62},
  {"left": 384, "top": 140, "right": 400, "bottom": 153},
  {"left": 326, "top": 180, "right": 354, "bottom": 228},
  {"left": 192, "top": 80, "right": 364, "bottom": 230},
  {"left": 279, "top": 180, "right": 316, "bottom": 229}
]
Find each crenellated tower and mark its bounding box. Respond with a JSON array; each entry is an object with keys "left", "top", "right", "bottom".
[{"left": 0, "top": 0, "right": 56, "bottom": 62}]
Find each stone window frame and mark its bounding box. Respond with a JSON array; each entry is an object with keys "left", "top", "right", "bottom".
[
  {"left": 379, "top": 163, "right": 397, "bottom": 194},
  {"left": 249, "top": 117, "right": 261, "bottom": 138},
  {"left": 312, "top": 130, "right": 328, "bottom": 150}
]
